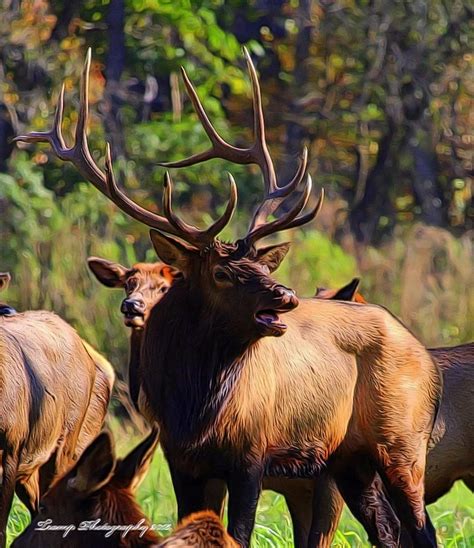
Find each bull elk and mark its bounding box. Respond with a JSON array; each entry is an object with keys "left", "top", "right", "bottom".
[
  {"left": 0, "top": 275, "right": 114, "bottom": 548},
  {"left": 16, "top": 49, "right": 442, "bottom": 547},
  {"left": 12, "top": 428, "right": 237, "bottom": 547},
  {"left": 87, "top": 256, "right": 317, "bottom": 545}
]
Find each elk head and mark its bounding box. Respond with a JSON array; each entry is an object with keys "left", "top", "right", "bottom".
[
  {"left": 0, "top": 272, "right": 10, "bottom": 292},
  {"left": 15, "top": 49, "right": 323, "bottom": 341},
  {"left": 87, "top": 258, "right": 180, "bottom": 328},
  {"left": 12, "top": 428, "right": 160, "bottom": 548}
]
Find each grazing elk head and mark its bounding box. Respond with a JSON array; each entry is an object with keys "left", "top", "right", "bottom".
[
  {"left": 15, "top": 48, "right": 323, "bottom": 341},
  {"left": 87, "top": 258, "right": 180, "bottom": 328},
  {"left": 12, "top": 428, "right": 160, "bottom": 548}
]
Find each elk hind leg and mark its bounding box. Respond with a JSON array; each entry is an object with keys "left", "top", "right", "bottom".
[
  {"left": 15, "top": 471, "right": 40, "bottom": 517},
  {"left": 380, "top": 459, "right": 436, "bottom": 547},
  {"left": 0, "top": 447, "right": 20, "bottom": 548},
  {"left": 333, "top": 457, "right": 401, "bottom": 548}
]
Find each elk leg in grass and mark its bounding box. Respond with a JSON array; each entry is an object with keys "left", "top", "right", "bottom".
[
  {"left": 267, "top": 477, "right": 314, "bottom": 548},
  {"left": 332, "top": 457, "right": 401, "bottom": 548},
  {"left": 15, "top": 471, "right": 40, "bottom": 516},
  {"left": 0, "top": 448, "right": 19, "bottom": 548},
  {"left": 171, "top": 469, "right": 210, "bottom": 521},
  {"left": 227, "top": 466, "right": 264, "bottom": 547},
  {"left": 379, "top": 461, "right": 437, "bottom": 547},
  {"left": 203, "top": 478, "right": 227, "bottom": 517},
  {"left": 308, "top": 471, "right": 344, "bottom": 548}
]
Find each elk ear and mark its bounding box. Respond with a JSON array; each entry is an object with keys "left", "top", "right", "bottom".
[
  {"left": 331, "top": 278, "right": 361, "bottom": 302},
  {"left": 149, "top": 230, "right": 196, "bottom": 272},
  {"left": 87, "top": 257, "right": 129, "bottom": 288},
  {"left": 255, "top": 242, "right": 290, "bottom": 273},
  {"left": 0, "top": 272, "right": 11, "bottom": 292},
  {"left": 114, "top": 427, "right": 159, "bottom": 492},
  {"left": 160, "top": 265, "right": 182, "bottom": 284},
  {"left": 67, "top": 432, "right": 115, "bottom": 496}
]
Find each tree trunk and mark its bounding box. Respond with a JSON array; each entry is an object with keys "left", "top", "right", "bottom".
[
  {"left": 349, "top": 119, "right": 397, "bottom": 244},
  {"left": 103, "top": 0, "right": 126, "bottom": 159}
]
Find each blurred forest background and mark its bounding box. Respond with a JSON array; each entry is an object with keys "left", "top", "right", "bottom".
[{"left": 0, "top": 0, "right": 472, "bottom": 389}]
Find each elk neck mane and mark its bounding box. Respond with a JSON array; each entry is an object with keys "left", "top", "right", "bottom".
[{"left": 141, "top": 276, "right": 255, "bottom": 448}]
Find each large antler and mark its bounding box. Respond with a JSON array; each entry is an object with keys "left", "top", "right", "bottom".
[
  {"left": 160, "top": 47, "right": 323, "bottom": 248},
  {"left": 14, "top": 49, "right": 236, "bottom": 248}
]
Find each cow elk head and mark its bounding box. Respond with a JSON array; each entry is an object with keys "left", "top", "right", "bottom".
[
  {"left": 87, "top": 258, "right": 180, "bottom": 328},
  {"left": 12, "top": 428, "right": 160, "bottom": 548}
]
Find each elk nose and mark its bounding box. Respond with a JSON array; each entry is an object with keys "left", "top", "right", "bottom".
[
  {"left": 275, "top": 286, "right": 298, "bottom": 309},
  {"left": 121, "top": 298, "right": 146, "bottom": 316}
]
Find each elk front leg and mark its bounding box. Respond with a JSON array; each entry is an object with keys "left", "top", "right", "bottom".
[
  {"left": 227, "top": 466, "right": 263, "bottom": 547},
  {"left": 170, "top": 467, "right": 209, "bottom": 521},
  {"left": 0, "top": 447, "right": 20, "bottom": 548},
  {"left": 264, "top": 477, "right": 314, "bottom": 548},
  {"left": 309, "top": 470, "right": 344, "bottom": 547}
]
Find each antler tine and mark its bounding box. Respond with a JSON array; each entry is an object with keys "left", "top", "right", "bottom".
[
  {"left": 103, "top": 145, "right": 185, "bottom": 237},
  {"left": 245, "top": 174, "right": 314, "bottom": 247},
  {"left": 158, "top": 67, "right": 249, "bottom": 169},
  {"left": 13, "top": 82, "right": 66, "bottom": 152},
  {"left": 162, "top": 170, "right": 238, "bottom": 244},
  {"left": 282, "top": 187, "right": 325, "bottom": 232},
  {"left": 243, "top": 46, "right": 277, "bottom": 195},
  {"left": 162, "top": 172, "right": 202, "bottom": 236},
  {"left": 16, "top": 49, "right": 213, "bottom": 242},
  {"left": 203, "top": 172, "right": 238, "bottom": 240}
]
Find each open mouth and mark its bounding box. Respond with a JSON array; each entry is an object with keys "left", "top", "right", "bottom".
[
  {"left": 123, "top": 313, "right": 145, "bottom": 328},
  {"left": 255, "top": 310, "right": 288, "bottom": 335}
]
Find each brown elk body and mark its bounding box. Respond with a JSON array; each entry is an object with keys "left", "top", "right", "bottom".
[
  {"left": 12, "top": 428, "right": 237, "bottom": 548},
  {"left": 300, "top": 283, "right": 474, "bottom": 547},
  {"left": 16, "top": 50, "right": 442, "bottom": 547}
]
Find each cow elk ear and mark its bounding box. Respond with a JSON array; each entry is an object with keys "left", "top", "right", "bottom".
[
  {"left": 160, "top": 265, "right": 182, "bottom": 284},
  {"left": 0, "top": 272, "right": 11, "bottom": 292},
  {"left": 67, "top": 432, "right": 115, "bottom": 496},
  {"left": 255, "top": 242, "right": 291, "bottom": 273},
  {"left": 87, "top": 257, "right": 129, "bottom": 288},
  {"left": 149, "top": 230, "right": 196, "bottom": 273},
  {"left": 331, "top": 278, "right": 361, "bottom": 302},
  {"left": 114, "top": 427, "right": 159, "bottom": 492}
]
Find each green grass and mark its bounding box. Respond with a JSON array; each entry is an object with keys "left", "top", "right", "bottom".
[{"left": 7, "top": 436, "right": 474, "bottom": 547}]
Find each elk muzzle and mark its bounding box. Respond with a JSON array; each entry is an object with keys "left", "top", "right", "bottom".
[
  {"left": 255, "top": 285, "right": 298, "bottom": 337},
  {"left": 121, "top": 298, "right": 146, "bottom": 328}
]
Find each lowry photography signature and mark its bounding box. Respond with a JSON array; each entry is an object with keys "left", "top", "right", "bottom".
[{"left": 34, "top": 518, "right": 172, "bottom": 538}]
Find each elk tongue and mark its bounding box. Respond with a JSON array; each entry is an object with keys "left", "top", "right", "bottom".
[{"left": 255, "top": 310, "right": 285, "bottom": 327}]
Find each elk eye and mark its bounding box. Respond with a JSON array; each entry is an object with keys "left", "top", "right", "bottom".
[
  {"left": 127, "top": 279, "right": 138, "bottom": 291},
  {"left": 160, "top": 287, "right": 168, "bottom": 293},
  {"left": 214, "top": 269, "right": 231, "bottom": 283}
]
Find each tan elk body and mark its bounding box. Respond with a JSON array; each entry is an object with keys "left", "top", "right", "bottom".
[{"left": 0, "top": 275, "right": 114, "bottom": 547}]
